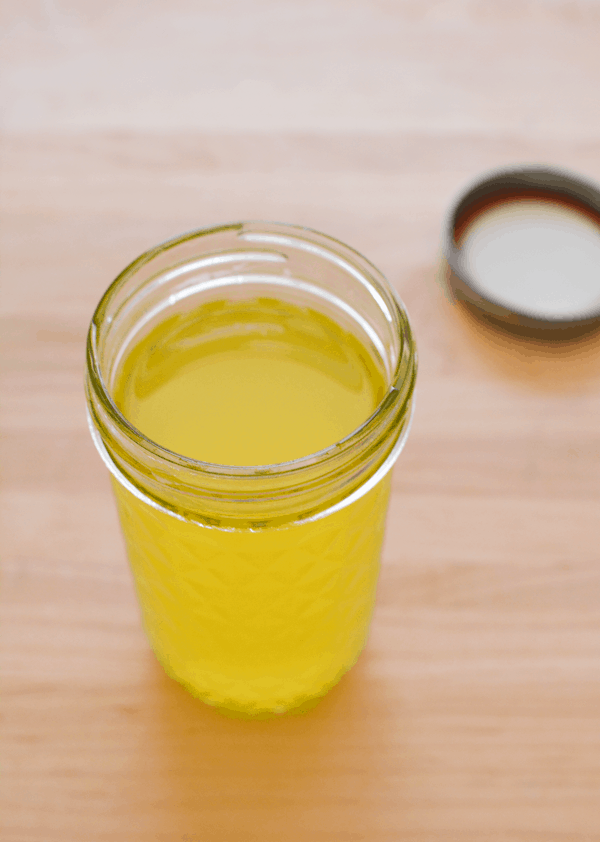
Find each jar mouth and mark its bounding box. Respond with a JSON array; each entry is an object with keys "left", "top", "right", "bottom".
[
  {"left": 86, "top": 221, "right": 417, "bottom": 481},
  {"left": 86, "top": 221, "right": 417, "bottom": 527}
]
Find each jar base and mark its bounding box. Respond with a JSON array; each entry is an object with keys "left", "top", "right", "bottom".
[{"left": 153, "top": 646, "right": 361, "bottom": 719}]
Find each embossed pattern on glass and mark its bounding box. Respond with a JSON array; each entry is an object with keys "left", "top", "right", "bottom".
[{"left": 113, "top": 475, "right": 391, "bottom": 714}]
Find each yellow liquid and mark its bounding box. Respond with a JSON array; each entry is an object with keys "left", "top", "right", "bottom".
[{"left": 112, "top": 298, "right": 392, "bottom": 714}]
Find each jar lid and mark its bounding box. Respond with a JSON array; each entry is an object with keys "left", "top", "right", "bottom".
[{"left": 443, "top": 165, "right": 600, "bottom": 336}]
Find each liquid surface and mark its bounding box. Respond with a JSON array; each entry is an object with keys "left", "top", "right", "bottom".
[
  {"left": 462, "top": 199, "right": 600, "bottom": 319},
  {"left": 115, "top": 298, "right": 385, "bottom": 465},
  {"left": 111, "top": 297, "right": 391, "bottom": 714}
]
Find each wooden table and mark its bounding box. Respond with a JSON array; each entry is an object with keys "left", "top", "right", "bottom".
[{"left": 2, "top": 3, "right": 600, "bottom": 840}]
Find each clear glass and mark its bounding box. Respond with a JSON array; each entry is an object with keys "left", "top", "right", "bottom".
[{"left": 85, "top": 222, "right": 417, "bottom": 716}]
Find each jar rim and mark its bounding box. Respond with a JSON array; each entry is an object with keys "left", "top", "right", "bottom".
[{"left": 86, "top": 220, "right": 417, "bottom": 482}]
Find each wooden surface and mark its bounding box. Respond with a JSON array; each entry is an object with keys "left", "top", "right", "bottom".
[{"left": 2, "top": 2, "right": 600, "bottom": 840}]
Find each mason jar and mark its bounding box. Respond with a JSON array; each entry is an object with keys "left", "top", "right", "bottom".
[{"left": 85, "top": 222, "right": 417, "bottom": 716}]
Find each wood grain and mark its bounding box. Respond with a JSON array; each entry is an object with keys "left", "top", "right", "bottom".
[{"left": 2, "top": 2, "right": 600, "bottom": 840}]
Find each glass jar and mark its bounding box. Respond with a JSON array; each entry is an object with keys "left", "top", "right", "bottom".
[{"left": 85, "top": 222, "right": 417, "bottom": 716}]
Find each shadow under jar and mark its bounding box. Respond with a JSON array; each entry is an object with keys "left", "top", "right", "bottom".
[{"left": 85, "top": 222, "right": 417, "bottom": 716}]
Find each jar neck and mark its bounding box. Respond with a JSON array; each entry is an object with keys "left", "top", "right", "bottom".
[{"left": 86, "top": 396, "right": 414, "bottom": 530}]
